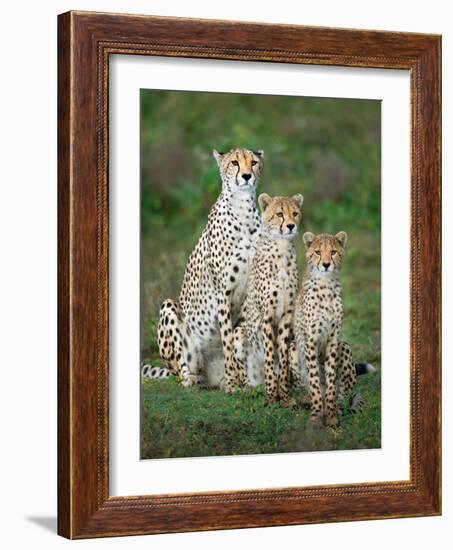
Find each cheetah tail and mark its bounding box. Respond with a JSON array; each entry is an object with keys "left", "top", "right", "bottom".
[
  {"left": 141, "top": 364, "right": 173, "bottom": 380},
  {"left": 354, "top": 363, "right": 376, "bottom": 376}
]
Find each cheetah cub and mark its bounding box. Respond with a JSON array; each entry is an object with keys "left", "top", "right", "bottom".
[
  {"left": 294, "top": 231, "right": 353, "bottom": 427},
  {"left": 233, "top": 193, "right": 303, "bottom": 405},
  {"left": 294, "top": 231, "right": 347, "bottom": 427}
]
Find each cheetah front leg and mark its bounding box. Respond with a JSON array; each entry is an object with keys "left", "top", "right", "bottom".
[
  {"left": 324, "top": 333, "right": 340, "bottom": 427},
  {"left": 288, "top": 340, "right": 305, "bottom": 389},
  {"left": 217, "top": 293, "right": 245, "bottom": 393},
  {"left": 263, "top": 319, "right": 278, "bottom": 403},
  {"left": 305, "top": 337, "right": 324, "bottom": 427},
  {"left": 277, "top": 313, "right": 296, "bottom": 407},
  {"left": 233, "top": 324, "right": 249, "bottom": 384},
  {"left": 263, "top": 330, "right": 277, "bottom": 402},
  {"left": 288, "top": 340, "right": 311, "bottom": 408}
]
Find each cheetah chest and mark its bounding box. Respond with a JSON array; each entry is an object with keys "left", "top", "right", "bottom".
[
  {"left": 223, "top": 202, "right": 259, "bottom": 319},
  {"left": 274, "top": 267, "right": 291, "bottom": 319},
  {"left": 268, "top": 245, "right": 296, "bottom": 321},
  {"left": 304, "top": 283, "right": 342, "bottom": 348},
  {"left": 228, "top": 237, "right": 255, "bottom": 316}
]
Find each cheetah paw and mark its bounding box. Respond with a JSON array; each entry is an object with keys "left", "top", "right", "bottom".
[
  {"left": 311, "top": 415, "right": 324, "bottom": 429},
  {"left": 266, "top": 393, "right": 279, "bottom": 405},
  {"left": 325, "top": 413, "right": 340, "bottom": 428},
  {"left": 181, "top": 374, "right": 207, "bottom": 388},
  {"left": 224, "top": 383, "right": 242, "bottom": 394},
  {"left": 327, "top": 424, "right": 344, "bottom": 436},
  {"left": 280, "top": 396, "right": 298, "bottom": 409}
]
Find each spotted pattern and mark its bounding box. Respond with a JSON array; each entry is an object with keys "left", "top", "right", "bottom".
[
  {"left": 292, "top": 231, "right": 352, "bottom": 427},
  {"left": 141, "top": 364, "right": 172, "bottom": 380},
  {"left": 156, "top": 148, "right": 264, "bottom": 391},
  {"left": 233, "top": 194, "right": 303, "bottom": 405},
  {"left": 289, "top": 339, "right": 365, "bottom": 412}
]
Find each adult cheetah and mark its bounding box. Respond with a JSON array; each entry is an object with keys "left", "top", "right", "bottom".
[{"left": 155, "top": 148, "right": 264, "bottom": 392}]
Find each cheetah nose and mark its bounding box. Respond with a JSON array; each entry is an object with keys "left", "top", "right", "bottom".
[
  {"left": 287, "top": 224, "right": 295, "bottom": 231},
  {"left": 242, "top": 173, "right": 252, "bottom": 181},
  {"left": 322, "top": 262, "right": 331, "bottom": 270}
]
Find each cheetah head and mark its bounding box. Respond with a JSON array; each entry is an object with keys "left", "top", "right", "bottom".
[
  {"left": 258, "top": 193, "right": 304, "bottom": 241},
  {"left": 213, "top": 148, "right": 264, "bottom": 193},
  {"left": 303, "top": 232, "right": 348, "bottom": 274}
]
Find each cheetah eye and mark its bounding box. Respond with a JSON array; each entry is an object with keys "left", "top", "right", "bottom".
[
  {"left": 314, "top": 250, "right": 321, "bottom": 255},
  {"left": 293, "top": 212, "right": 299, "bottom": 217},
  {"left": 276, "top": 212, "right": 284, "bottom": 218},
  {"left": 232, "top": 160, "right": 239, "bottom": 166},
  {"left": 251, "top": 160, "right": 258, "bottom": 166},
  {"left": 331, "top": 250, "right": 337, "bottom": 256}
]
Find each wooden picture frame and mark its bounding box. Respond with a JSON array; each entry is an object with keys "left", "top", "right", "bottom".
[{"left": 58, "top": 10, "right": 441, "bottom": 539}]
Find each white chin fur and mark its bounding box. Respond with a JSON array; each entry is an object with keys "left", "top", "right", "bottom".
[
  {"left": 233, "top": 182, "right": 255, "bottom": 191},
  {"left": 314, "top": 268, "right": 335, "bottom": 277},
  {"left": 271, "top": 231, "right": 297, "bottom": 240}
]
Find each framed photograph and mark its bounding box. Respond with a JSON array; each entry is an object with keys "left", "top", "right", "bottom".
[{"left": 58, "top": 11, "right": 441, "bottom": 538}]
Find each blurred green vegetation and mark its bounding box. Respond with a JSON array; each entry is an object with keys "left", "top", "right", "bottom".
[{"left": 140, "top": 89, "right": 381, "bottom": 458}]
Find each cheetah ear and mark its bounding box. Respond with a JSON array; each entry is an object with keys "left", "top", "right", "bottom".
[
  {"left": 258, "top": 193, "right": 271, "bottom": 211},
  {"left": 335, "top": 231, "right": 348, "bottom": 247},
  {"left": 212, "top": 149, "right": 224, "bottom": 166},
  {"left": 303, "top": 232, "right": 315, "bottom": 248},
  {"left": 292, "top": 194, "right": 304, "bottom": 208},
  {"left": 253, "top": 149, "right": 264, "bottom": 158}
]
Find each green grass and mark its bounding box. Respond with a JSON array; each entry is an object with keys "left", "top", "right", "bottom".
[
  {"left": 140, "top": 89, "right": 381, "bottom": 459},
  {"left": 141, "top": 371, "right": 380, "bottom": 459}
]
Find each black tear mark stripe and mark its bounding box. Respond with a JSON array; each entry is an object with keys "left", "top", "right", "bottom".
[{"left": 234, "top": 162, "right": 240, "bottom": 182}]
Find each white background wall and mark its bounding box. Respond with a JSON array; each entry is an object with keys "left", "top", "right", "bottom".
[{"left": 0, "top": 1, "right": 450, "bottom": 548}]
